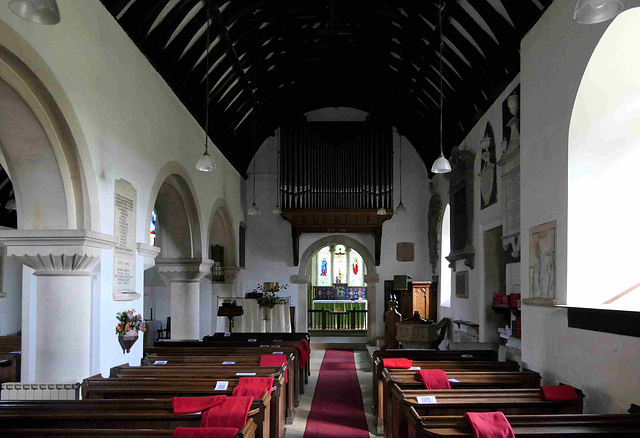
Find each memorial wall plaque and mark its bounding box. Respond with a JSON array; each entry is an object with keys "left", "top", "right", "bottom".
[{"left": 113, "top": 179, "right": 138, "bottom": 300}]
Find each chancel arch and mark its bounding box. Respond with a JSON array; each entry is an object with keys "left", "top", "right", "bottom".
[{"left": 296, "top": 235, "right": 378, "bottom": 340}]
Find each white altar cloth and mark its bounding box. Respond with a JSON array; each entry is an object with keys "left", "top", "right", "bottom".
[{"left": 216, "top": 298, "right": 291, "bottom": 333}]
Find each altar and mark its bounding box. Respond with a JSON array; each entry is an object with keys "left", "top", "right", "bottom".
[
  {"left": 311, "top": 299, "right": 367, "bottom": 329},
  {"left": 215, "top": 297, "right": 291, "bottom": 333}
]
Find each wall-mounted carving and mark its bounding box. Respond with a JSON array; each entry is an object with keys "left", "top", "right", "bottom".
[
  {"left": 445, "top": 147, "right": 475, "bottom": 271},
  {"left": 478, "top": 123, "right": 497, "bottom": 209},
  {"left": 427, "top": 182, "right": 443, "bottom": 275}
]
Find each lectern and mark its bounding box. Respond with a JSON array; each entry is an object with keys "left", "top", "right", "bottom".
[{"left": 217, "top": 300, "right": 244, "bottom": 332}]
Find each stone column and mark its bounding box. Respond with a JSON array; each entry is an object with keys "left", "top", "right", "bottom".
[
  {"left": 0, "top": 230, "right": 116, "bottom": 383},
  {"left": 364, "top": 273, "right": 380, "bottom": 342},
  {"left": 156, "top": 258, "right": 213, "bottom": 339},
  {"left": 290, "top": 274, "right": 310, "bottom": 333}
]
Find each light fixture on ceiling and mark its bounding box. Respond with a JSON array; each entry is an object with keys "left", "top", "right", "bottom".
[
  {"left": 196, "top": 0, "right": 216, "bottom": 172},
  {"left": 248, "top": 56, "right": 260, "bottom": 216},
  {"left": 272, "top": 128, "right": 282, "bottom": 215},
  {"left": 431, "top": 0, "right": 452, "bottom": 174},
  {"left": 5, "top": 199, "right": 16, "bottom": 211},
  {"left": 395, "top": 132, "right": 407, "bottom": 215},
  {"left": 9, "top": 0, "right": 60, "bottom": 25},
  {"left": 574, "top": 0, "right": 623, "bottom": 24}
]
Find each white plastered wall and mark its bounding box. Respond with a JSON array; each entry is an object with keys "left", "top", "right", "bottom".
[
  {"left": 521, "top": 0, "right": 640, "bottom": 413},
  {"left": 0, "top": 2, "right": 244, "bottom": 376}
]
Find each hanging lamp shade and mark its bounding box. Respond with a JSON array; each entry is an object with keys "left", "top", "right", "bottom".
[
  {"left": 248, "top": 201, "right": 260, "bottom": 216},
  {"left": 5, "top": 199, "right": 16, "bottom": 211},
  {"left": 395, "top": 200, "right": 407, "bottom": 215},
  {"left": 431, "top": 153, "right": 452, "bottom": 173},
  {"left": 9, "top": 0, "right": 60, "bottom": 25},
  {"left": 574, "top": 0, "right": 623, "bottom": 24},
  {"left": 376, "top": 207, "right": 387, "bottom": 216},
  {"left": 272, "top": 204, "right": 282, "bottom": 215},
  {"left": 196, "top": 150, "right": 215, "bottom": 172}
]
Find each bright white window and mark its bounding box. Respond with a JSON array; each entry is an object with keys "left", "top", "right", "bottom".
[{"left": 439, "top": 204, "right": 451, "bottom": 307}]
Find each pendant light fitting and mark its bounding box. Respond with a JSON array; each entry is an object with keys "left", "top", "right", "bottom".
[
  {"left": 395, "top": 132, "right": 407, "bottom": 215},
  {"left": 272, "top": 128, "right": 282, "bottom": 215},
  {"left": 574, "top": 0, "right": 623, "bottom": 24},
  {"left": 248, "top": 55, "right": 260, "bottom": 216},
  {"left": 196, "top": 0, "right": 216, "bottom": 172},
  {"left": 431, "top": 0, "right": 452, "bottom": 174},
  {"left": 9, "top": 0, "right": 60, "bottom": 25}
]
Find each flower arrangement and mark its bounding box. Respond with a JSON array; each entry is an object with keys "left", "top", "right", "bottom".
[
  {"left": 115, "top": 309, "right": 147, "bottom": 336},
  {"left": 253, "top": 283, "right": 289, "bottom": 309}
]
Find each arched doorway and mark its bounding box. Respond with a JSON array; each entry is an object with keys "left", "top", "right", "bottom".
[{"left": 297, "top": 235, "right": 378, "bottom": 341}]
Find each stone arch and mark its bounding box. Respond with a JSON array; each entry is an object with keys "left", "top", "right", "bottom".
[
  {"left": 207, "top": 198, "right": 237, "bottom": 269},
  {"left": 146, "top": 162, "right": 203, "bottom": 258},
  {"left": 296, "top": 235, "right": 378, "bottom": 340},
  {"left": 0, "top": 41, "right": 98, "bottom": 230}
]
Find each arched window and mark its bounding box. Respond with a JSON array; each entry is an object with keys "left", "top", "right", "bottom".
[
  {"left": 440, "top": 204, "right": 452, "bottom": 307},
  {"left": 314, "top": 245, "right": 366, "bottom": 286},
  {"left": 568, "top": 9, "right": 640, "bottom": 310},
  {"left": 150, "top": 210, "right": 157, "bottom": 246}
]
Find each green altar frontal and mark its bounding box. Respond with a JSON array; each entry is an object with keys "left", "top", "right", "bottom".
[{"left": 310, "top": 300, "right": 367, "bottom": 329}]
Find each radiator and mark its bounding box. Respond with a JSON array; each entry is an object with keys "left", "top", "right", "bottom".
[{"left": 1, "top": 382, "right": 81, "bottom": 400}]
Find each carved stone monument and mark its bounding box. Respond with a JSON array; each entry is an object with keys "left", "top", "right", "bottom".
[
  {"left": 478, "top": 123, "right": 497, "bottom": 209},
  {"left": 113, "top": 179, "right": 139, "bottom": 300},
  {"left": 445, "top": 147, "right": 475, "bottom": 271}
]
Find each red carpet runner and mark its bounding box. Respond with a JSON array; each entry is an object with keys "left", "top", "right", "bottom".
[{"left": 303, "top": 349, "right": 370, "bottom": 437}]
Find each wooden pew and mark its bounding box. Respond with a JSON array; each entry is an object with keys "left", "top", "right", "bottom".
[
  {"left": 154, "top": 339, "right": 308, "bottom": 390},
  {"left": 142, "top": 353, "right": 296, "bottom": 420},
  {"left": 407, "top": 411, "right": 640, "bottom": 437},
  {"left": 81, "top": 375, "right": 272, "bottom": 438},
  {"left": 110, "top": 363, "right": 288, "bottom": 437},
  {"left": 381, "top": 369, "right": 540, "bottom": 437},
  {"left": 371, "top": 349, "right": 498, "bottom": 428},
  {"left": 389, "top": 387, "right": 584, "bottom": 438},
  {"left": 374, "top": 358, "right": 519, "bottom": 434},
  {"left": 0, "top": 400, "right": 256, "bottom": 437},
  {"left": 146, "top": 344, "right": 303, "bottom": 406},
  {"left": 204, "top": 333, "right": 312, "bottom": 382},
  {"left": 0, "top": 353, "right": 20, "bottom": 384}
]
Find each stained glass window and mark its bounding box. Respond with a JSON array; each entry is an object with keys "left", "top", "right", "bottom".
[
  {"left": 333, "top": 245, "right": 347, "bottom": 284},
  {"left": 316, "top": 246, "right": 332, "bottom": 286},
  {"left": 150, "top": 210, "right": 157, "bottom": 246},
  {"left": 348, "top": 249, "right": 364, "bottom": 286}
]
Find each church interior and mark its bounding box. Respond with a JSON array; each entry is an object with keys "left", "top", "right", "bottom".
[{"left": 0, "top": 0, "right": 639, "bottom": 436}]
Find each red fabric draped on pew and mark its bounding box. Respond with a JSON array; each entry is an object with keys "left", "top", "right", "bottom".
[
  {"left": 382, "top": 358, "right": 413, "bottom": 369},
  {"left": 232, "top": 376, "right": 274, "bottom": 398},
  {"left": 464, "top": 412, "right": 515, "bottom": 438},
  {"left": 172, "top": 427, "right": 239, "bottom": 438},
  {"left": 416, "top": 369, "right": 451, "bottom": 389},
  {"left": 541, "top": 385, "right": 579, "bottom": 401},
  {"left": 172, "top": 396, "right": 227, "bottom": 415},
  {"left": 201, "top": 396, "right": 254, "bottom": 428},
  {"left": 301, "top": 339, "right": 311, "bottom": 355},
  {"left": 259, "top": 355, "right": 288, "bottom": 382},
  {"left": 294, "top": 344, "right": 309, "bottom": 368}
]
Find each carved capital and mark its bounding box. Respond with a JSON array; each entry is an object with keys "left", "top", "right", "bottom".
[
  {"left": 0, "top": 229, "right": 116, "bottom": 273},
  {"left": 155, "top": 258, "right": 214, "bottom": 283},
  {"left": 289, "top": 274, "right": 310, "bottom": 285},
  {"left": 136, "top": 243, "right": 161, "bottom": 271},
  {"left": 364, "top": 274, "right": 380, "bottom": 284}
]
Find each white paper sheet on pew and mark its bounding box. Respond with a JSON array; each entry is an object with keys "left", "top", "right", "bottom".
[
  {"left": 153, "top": 361, "right": 167, "bottom": 365},
  {"left": 260, "top": 345, "right": 270, "bottom": 347},
  {"left": 272, "top": 352, "right": 284, "bottom": 355},
  {"left": 449, "top": 378, "right": 460, "bottom": 383},
  {"left": 215, "top": 381, "right": 229, "bottom": 391},
  {"left": 416, "top": 396, "right": 438, "bottom": 404},
  {"left": 409, "top": 366, "right": 421, "bottom": 370},
  {"left": 222, "top": 361, "right": 236, "bottom": 365},
  {"left": 224, "top": 332, "right": 231, "bottom": 337},
  {"left": 236, "top": 372, "right": 256, "bottom": 376},
  {"left": 248, "top": 339, "right": 257, "bottom": 342},
  {"left": 272, "top": 345, "right": 281, "bottom": 347}
]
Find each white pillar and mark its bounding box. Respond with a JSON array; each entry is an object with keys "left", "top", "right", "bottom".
[
  {"left": 364, "top": 273, "right": 380, "bottom": 342},
  {"left": 0, "top": 230, "right": 116, "bottom": 383},
  {"left": 290, "top": 274, "right": 310, "bottom": 332},
  {"left": 156, "top": 258, "right": 213, "bottom": 340}
]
